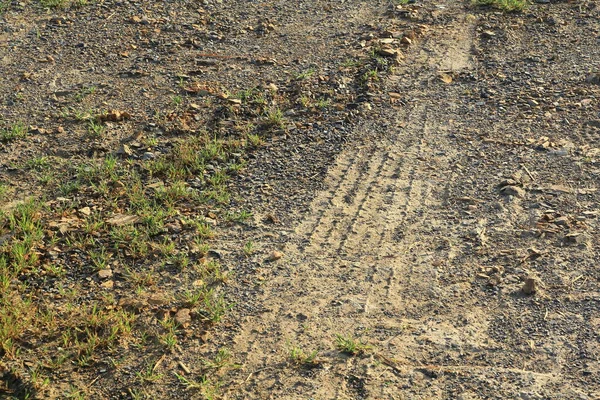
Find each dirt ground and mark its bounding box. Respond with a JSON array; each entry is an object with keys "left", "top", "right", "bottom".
[{"left": 1, "top": 0, "right": 600, "bottom": 398}]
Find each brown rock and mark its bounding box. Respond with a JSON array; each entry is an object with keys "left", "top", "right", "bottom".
[
  {"left": 267, "top": 250, "right": 283, "bottom": 262},
  {"left": 522, "top": 277, "right": 537, "bottom": 295},
  {"left": 100, "top": 280, "right": 114, "bottom": 289},
  {"left": 98, "top": 269, "right": 113, "bottom": 279},
  {"left": 564, "top": 232, "right": 585, "bottom": 245},
  {"left": 377, "top": 48, "right": 399, "bottom": 57},
  {"left": 148, "top": 294, "right": 169, "bottom": 306},
  {"left": 175, "top": 308, "right": 192, "bottom": 327}
]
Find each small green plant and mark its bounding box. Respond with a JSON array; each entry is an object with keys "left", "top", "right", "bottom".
[
  {"left": 174, "top": 373, "right": 221, "bottom": 398},
  {"left": 316, "top": 98, "right": 330, "bottom": 110},
  {"left": 335, "top": 334, "right": 370, "bottom": 355},
  {"left": 74, "top": 86, "right": 96, "bottom": 102},
  {"left": 225, "top": 210, "right": 252, "bottom": 223},
  {"left": 295, "top": 68, "right": 316, "bottom": 80},
  {"left": 288, "top": 344, "right": 318, "bottom": 365},
  {"left": 40, "top": 0, "right": 69, "bottom": 8},
  {"left": 172, "top": 95, "right": 183, "bottom": 106},
  {"left": 0, "top": 122, "right": 27, "bottom": 143},
  {"left": 341, "top": 59, "right": 361, "bottom": 68},
  {"left": 243, "top": 241, "right": 255, "bottom": 256},
  {"left": 264, "top": 107, "right": 285, "bottom": 128},
  {"left": 25, "top": 156, "right": 51, "bottom": 171},
  {"left": 87, "top": 120, "right": 105, "bottom": 137},
  {"left": 202, "top": 347, "right": 238, "bottom": 370},
  {"left": 246, "top": 133, "right": 263, "bottom": 147},
  {"left": 136, "top": 363, "right": 164, "bottom": 383},
  {"left": 361, "top": 69, "right": 379, "bottom": 85},
  {"left": 0, "top": 183, "right": 9, "bottom": 200},
  {"left": 473, "top": 0, "right": 527, "bottom": 12}
]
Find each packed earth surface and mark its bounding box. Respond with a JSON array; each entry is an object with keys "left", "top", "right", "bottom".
[{"left": 1, "top": 0, "right": 599, "bottom": 399}]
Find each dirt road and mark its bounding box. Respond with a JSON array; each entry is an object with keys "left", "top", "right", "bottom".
[
  {"left": 1, "top": 0, "right": 599, "bottom": 398},
  {"left": 225, "top": 1, "right": 600, "bottom": 399}
]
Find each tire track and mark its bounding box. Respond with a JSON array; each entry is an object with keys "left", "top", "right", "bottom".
[{"left": 228, "top": 6, "right": 567, "bottom": 399}]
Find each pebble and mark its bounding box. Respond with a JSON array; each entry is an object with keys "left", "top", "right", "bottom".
[
  {"left": 98, "top": 269, "right": 113, "bottom": 279},
  {"left": 267, "top": 250, "right": 283, "bottom": 261},
  {"left": 522, "top": 277, "right": 537, "bottom": 295}
]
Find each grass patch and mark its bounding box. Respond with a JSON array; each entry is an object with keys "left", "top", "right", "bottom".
[
  {"left": 0, "top": 122, "right": 27, "bottom": 143},
  {"left": 473, "top": 0, "right": 527, "bottom": 11},
  {"left": 335, "top": 334, "right": 371, "bottom": 355},
  {"left": 0, "top": 122, "right": 247, "bottom": 396}
]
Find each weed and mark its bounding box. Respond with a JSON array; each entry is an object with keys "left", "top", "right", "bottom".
[
  {"left": 335, "top": 334, "right": 371, "bottom": 355},
  {"left": 87, "top": 120, "right": 105, "bottom": 137},
  {"left": 0, "top": 122, "right": 27, "bottom": 143},
  {"left": 172, "top": 95, "right": 183, "bottom": 106},
  {"left": 174, "top": 373, "right": 221, "bottom": 398},
  {"left": 264, "top": 107, "right": 285, "bottom": 128},
  {"left": 225, "top": 210, "right": 252, "bottom": 223},
  {"left": 243, "top": 241, "right": 255, "bottom": 256},
  {"left": 288, "top": 344, "right": 319, "bottom": 365},
  {"left": 25, "top": 156, "right": 51, "bottom": 171},
  {"left": 296, "top": 68, "right": 316, "bottom": 80},
  {"left": 198, "top": 288, "right": 232, "bottom": 323},
  {"left": 341, "top": 59, "right": 361, "bottom": 68},
  {"left": 316, "top": 98, "right": 330, "bottom": 110},
  {"left": 74, "top": 86, "right": 96, "bottom": 102},
  {"left": 202, "top": 347, "right": 239, "bottom": 370},
  {"left": 0, "top": 182, "right": 9, "bottom": 200},
  {"left": 361, "top": 69, "right": 379, "bottom": 85},
  {"left": 246, "top": 133, "right": 264, "bottom": 147},
  {"left": 473, "top": 0, "right": 527, "bottom": 11},
  {"left": 136, "top": 363, "right": 164, "bottom": 383}
]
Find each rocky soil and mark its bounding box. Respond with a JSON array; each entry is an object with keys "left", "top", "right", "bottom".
[{"left": 1, "top": 0, "right": 599, "bottom": 399}]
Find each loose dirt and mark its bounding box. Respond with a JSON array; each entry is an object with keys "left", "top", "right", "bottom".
[{"left": 1, "top": 0, "right": 599, "bottom": 398}]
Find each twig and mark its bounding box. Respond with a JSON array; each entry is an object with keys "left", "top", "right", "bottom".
[
  {"left": 521, "top": 164, "right": 535, "bottom": 181},
  {"left": 178, "top": 361, "right": 191, "bottom": 375},
  {"left": 88, "top": 374, "right": 101, "bottom": 388},
  {"left": 153, "top": 354, "right": 166, "bottom": 372}
]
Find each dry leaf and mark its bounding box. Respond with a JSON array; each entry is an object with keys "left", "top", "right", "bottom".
[
  {"left": 107, "top": 214, "right": 140, "bottom": 226},
  {"left": 439, "top": 73, "right": 453, "bottom": 84}
]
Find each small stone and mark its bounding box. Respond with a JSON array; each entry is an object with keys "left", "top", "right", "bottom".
[
  {"left": 142, "top": 152, "right": 154, "bottom": 160},
  {"left": 100, "top": 280, "right": 114, "bottom": 289},
  {"left": 98, "top": 269, "right": 113, "bottom": 279},
  {"left": 377, "top": 48, "right": 399, "bottom": 57},
  {"left": 564, "top": 232, "right": 585, "bottom": 245},
  {"left": 500, "top": 185, "right": 525, "bottom": 198},
  {"left": 267, "top": 250, "right": 283, "bottom": 261},
  {"left": 553, "top": 216, "right": 569, "bottom": 227},
  {"left": 79, "top": 206, "right": 92, "bottom": 216},
  {"left": 175, "top": 308, "right": 192, "bottom": 327},
  {"left": 148, "top": 294, "right": 169, "bottom": 306},
  {"left": 117, "top": 144, "right": 133, "bottom": 156},
  {"left": 522, "top": 277, "right": 537, "bottom": 295},
  {"left": 400, "top": 36, "right": 412, "bottom": 45},
  {"left": 482, "top": 30, "right": 496, "bottom": 38},
  {"left": 266, "top": 83, "right": 278, "bottom": 92}
]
